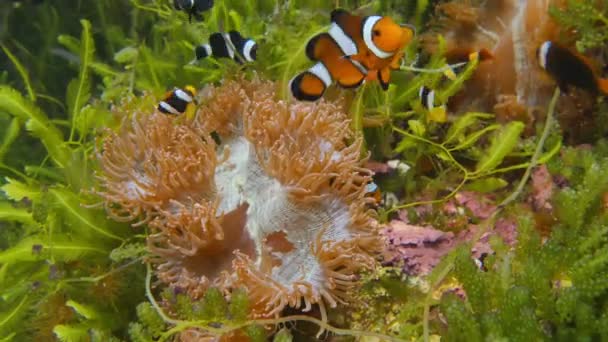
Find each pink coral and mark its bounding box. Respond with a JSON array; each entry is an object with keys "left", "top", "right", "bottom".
[
  {"left": 530, "top": 164, "right": 554, "bottom": 210},
  {"left": 382, "top": 220, "right": 456, "bottom": 275}
]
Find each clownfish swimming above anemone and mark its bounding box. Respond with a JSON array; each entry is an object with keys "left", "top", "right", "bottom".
[
  {"left": 157, "top": 86, "right": 197, "bottom": 119},
  {"left": 195, "top": 30, "right": 257, "bottom": 64},
  {"left": 537, "top": 41, "right": 608, "bottom": 96},
  {"left": 290, "top": 9, "right": 415, "bottom": 102}
]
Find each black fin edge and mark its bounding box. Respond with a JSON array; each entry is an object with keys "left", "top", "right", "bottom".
[{"left": 290, "top": 72, "right": 325, "bottom": 102}]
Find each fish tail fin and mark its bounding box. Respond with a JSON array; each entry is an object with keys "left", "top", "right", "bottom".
[
  {"left": 378, "top": 68, "right": 391, "bottom": 90},
  {"left": 195, "top": 44, "right": 211, "bottom": 60},
  {"left": 598, "top": 77, "right": 608, "bottom": 96},
  {"left": 289, "top": 70, "right": 327, "bottom": 102}
]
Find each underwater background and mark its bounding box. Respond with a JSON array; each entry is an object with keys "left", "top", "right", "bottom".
[{"left": 1, "top": 0, "right": 608, "bottom": 341}]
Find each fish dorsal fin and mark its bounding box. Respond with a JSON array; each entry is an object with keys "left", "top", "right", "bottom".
[
  {"left": 330, "top": 8, "right": 349, "bottom": 23},
  {"left": 228, "top": 30, "right": 244, "bottom": 47},
  {"left": 330, "top": 9, "right": 366, "bottom": 52}
]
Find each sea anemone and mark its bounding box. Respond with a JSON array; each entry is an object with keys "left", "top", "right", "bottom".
[{"left": 95, "top": 77, "right": 381, "bottom": 319}]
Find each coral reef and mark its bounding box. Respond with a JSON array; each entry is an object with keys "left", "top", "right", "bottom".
[{"left": 95, "top": 77, "right": 380, "bottom": 318}]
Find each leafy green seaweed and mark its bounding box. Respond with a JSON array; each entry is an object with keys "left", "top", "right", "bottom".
[{"left": 549, "top": 0, "right": 608, "bottom": 52}]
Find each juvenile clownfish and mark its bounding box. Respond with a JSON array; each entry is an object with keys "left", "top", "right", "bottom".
[
  {"left": 173, "top": 0, "right": 213, "bottom": 22},
  {"left": 419, "top": 86, "right": 447, "bottom": 122},
  {"left": 365, "top": 182, "right": 383, "bottom": 208},
  {"left": 290, "top": 9, "right": 415, "bottom": 102},
  {"left": 419, "top": 86, "right": 438, "bottom": 111},
  {"left": 195, "top": 31, "right": 257, "bottom": 64},
  {"left": 537, "top": 41, "right": 608, "bottom": 96},
  {"left": 158, "top": 86, "right": 196, "bottom": 118}
]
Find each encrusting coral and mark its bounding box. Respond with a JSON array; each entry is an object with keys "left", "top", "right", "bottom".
[{"left": 95, "top": 77, "right": 381, "bottom": 320}]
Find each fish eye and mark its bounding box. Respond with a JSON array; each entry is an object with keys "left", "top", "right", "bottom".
[{"left": 373, "top": 30, "right": 381, "bottom": 37}]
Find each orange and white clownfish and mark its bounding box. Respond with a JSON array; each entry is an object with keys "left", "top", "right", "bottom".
[
  {"left": 537, "top": 41, "right": 608, "bottom": 96},
  {"left": 290, "top": 9, "right": 415, "bottom": 102},
  {"left": 195, "top": 31, "right": 257, "bottom": 64},
  {"left": 158, "top": 86, "right": 196, "bottom": 117},
  {"left": 365, "top": 182, "right": 383, "bottom": 208}
]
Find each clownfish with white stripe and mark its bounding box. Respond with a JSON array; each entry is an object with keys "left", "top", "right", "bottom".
[
  {"left": 174, "top": 0, "right": 213, "bottom": 22},
  {"left": 419, "top": 86, "right": 447, "bottom": 122},
  {"left": 195, "top": 31, "right": 257, "bottom": 64},
  {"left": 290, "top": 9, "right": 415, "bottom": 102},
  {"left": 365, "top": 182, "right": 383, "bottom": 209},
  {"left": 158, "top": 86, "right": 196, "bottom": 118},
  {"left": 537, "top": 41, "right": 608, "bottom": 96}
]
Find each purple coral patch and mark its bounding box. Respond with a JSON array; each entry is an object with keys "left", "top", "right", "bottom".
[{"left": 382, "top": 220, "right": 456, "bottom": 275}]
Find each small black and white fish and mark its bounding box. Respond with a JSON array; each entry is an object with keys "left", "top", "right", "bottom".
[
  {"left": 365, "top": 182, "right": 382, "bottom": 204},
  {"left": 195, "top": 31, "right": 257, "bottom": 64},
  {"left": 419, "top": 86, "right": 447, "bottom": 122},
  {"left": 419, "top": 86, "right": 438, "bottom": 111},
  {"left": 537, "top": 40, "right": 608, "bottom": 95},
  {"left": 173, "top": 0, "right": 213, "bottom": 22},
  {"left": 158, "top": 86, "right": 196, "bottom": 117}
]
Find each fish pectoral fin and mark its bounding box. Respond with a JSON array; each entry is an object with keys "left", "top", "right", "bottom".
[
  {"left": 389, "top": 52, "right": 404, "bottom": 69},
  {"left": 378, "top": 68, "right": 391, "bottom": 90},
  {"left": 290, "top": 71, "right": 327, "bottom": 101},
  {"left": 184, "top": 103, "right": 197, "bottom": 120}
]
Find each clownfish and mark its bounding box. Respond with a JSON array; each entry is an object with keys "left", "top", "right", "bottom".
[
  {"left": 158, "top": 86, "right": 196, "bottom": 117},
  {"left": 419, "top": 86, "right": 439, "bottom": 111},
  {"left": 537, "top": 41, "right": 608, "bottom": 96},
  {"left": 290, "top": 9, "right": 415, "bottom": 102},
  {"left": 174, "top": 0, "right": 213, "bottom": 22},
  {"left": 195, "top": 31, "right": 257, "bottom": 64},
  {"left": 365, "top": 182, "right": 383, "bottom": 208},
  {"left": 419, "top": 86, "right": 447, "bottom": 122}
]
